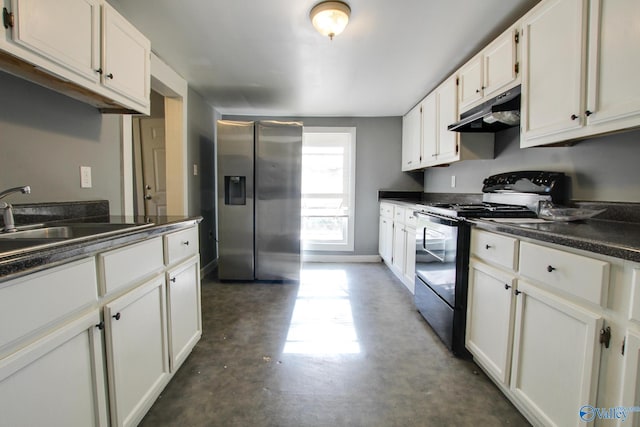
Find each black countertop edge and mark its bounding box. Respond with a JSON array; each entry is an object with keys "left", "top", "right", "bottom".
[
  {"left": 0, "top": 216, "right": 202, "bottom": 283},
  {"left": 468, "top": 218, "right": 640, "bottom": 264}
]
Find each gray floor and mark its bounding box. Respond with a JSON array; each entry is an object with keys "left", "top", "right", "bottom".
[{"left": 140, "top": 263, "right": 530, "bottom": 427}]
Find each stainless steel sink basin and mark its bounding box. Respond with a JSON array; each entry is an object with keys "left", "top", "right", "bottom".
[{"left": 0, "top": 223, "right": 153, "bottom": 240}]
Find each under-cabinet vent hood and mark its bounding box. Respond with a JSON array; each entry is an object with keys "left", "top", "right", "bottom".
[{"left": 448, "top": 85, "right": 521, "bottom": 133}]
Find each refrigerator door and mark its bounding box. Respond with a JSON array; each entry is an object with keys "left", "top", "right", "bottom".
[
  {"left": 217, "top": 120, "right": 255, "bottom": 280},
  {"left": 255, "top": 121, "right": 302, "bottom": 281}
]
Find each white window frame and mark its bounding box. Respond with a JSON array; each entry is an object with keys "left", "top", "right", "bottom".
[{"left": 301, "top": 126, "right": 356, "bottom": 252}]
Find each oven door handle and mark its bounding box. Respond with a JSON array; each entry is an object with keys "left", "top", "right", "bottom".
[{"left": 413, "top": 211, "right": 462, "bottom": 227}]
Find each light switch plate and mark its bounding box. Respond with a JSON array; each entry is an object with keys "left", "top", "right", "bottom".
[{"left": 80, "top": 166, "right": 92, "bottom": 188}]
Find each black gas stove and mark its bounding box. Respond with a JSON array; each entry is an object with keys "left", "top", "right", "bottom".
[
  {"left": 413, "top": 171, "right": 566, "bottom": 357},
  {"left": 416, "top": 171, "right": 567, "bottom": 220}
]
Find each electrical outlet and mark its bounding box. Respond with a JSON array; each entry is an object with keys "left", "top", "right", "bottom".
[
  {"left": 451, "top": 175, "right": 456, "bottom": 188},
  {"left": 80, "top": 166, "right": 92, "bottom": 188}
]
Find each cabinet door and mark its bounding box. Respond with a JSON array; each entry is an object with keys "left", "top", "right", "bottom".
[
  {"left": 458, "top": 55, "right": 483, "bottom": 112},
  {"left": 0, "top": 311, "right": 108, "bottom": 427},
  {"left": 510, "top": 280, "right": 602, "bottom": 427},
  {"left": 403, "top": 227, "right": 416, "bottom": 294},
  {"left": 392, "top": 222, "right": 406, "bottom": 273},
  {"left": 379, "top": 216, "right": 393, "bottom": 263},
  {"left": 483, "top": 28, "right": 518, "bottom": 99},
  {"left": 466, "top": 261, "right": 515, "bottom": 385},
  {"left": 420, "top": 92, "right": 438, "bottom": 167},
  {"left": 105, "top": 277, "right": 170, "bottom": 427},
  {"left": 102, "top": 2, "right": 150, "bottom": 108},
  {"left": 436, "top": 75, "right": 460, "bottom": 162},
  {"left": 11, "top": 0, "right": 101, "bottom": 83},
  {"left": 585, "top": 0, "right": 640, "bottom": 132},
  {"left": 521, "top": 0, "right": 588, "bottom": 148},
  {"left": 167, "top": 258, "right": 202, "bottom": 372},
  {"left": 401, "top": 103, "right": 422, "bottom": 171},
  {"left": 620, "top": 330, "right": 640, "bottom": 426}
]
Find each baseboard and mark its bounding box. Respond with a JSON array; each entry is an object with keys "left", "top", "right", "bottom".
[
  {"left": 201, "top": 259, "right": 218, "bottom": 278},
  {"left": 302, "top": 254, "right": 382, "bottom": 263}
]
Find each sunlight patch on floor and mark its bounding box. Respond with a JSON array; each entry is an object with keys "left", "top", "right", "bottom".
[{"left": 283, "top": 268, "right": 361, "bottom": 355}]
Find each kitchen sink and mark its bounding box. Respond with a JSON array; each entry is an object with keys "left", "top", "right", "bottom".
[{"left": 0, "top": 222, "right": 153, "bottom": 240}]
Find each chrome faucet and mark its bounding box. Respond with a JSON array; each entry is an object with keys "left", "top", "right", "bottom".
[{"left": 0, "top": 185, "right": 31, "bottom": 232}]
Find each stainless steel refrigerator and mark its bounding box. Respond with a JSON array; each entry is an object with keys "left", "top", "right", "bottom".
[{"left": 216, "top": 120, "right": 302, "bottom": 281}]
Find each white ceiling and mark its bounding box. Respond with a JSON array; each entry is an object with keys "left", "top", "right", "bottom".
[{"left": 108, "top": 0, "right": 540, "bottom": 117}]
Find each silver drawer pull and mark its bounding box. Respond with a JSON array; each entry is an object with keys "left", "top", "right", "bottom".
[{"left": 182, "top": 241, "right": 190, "bottom": 246}]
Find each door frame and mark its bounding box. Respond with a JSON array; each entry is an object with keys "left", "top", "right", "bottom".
[{"left": 121, "top": 53, "right": 188, "bottom": 216}]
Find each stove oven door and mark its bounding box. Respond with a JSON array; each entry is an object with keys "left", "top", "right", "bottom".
[{"left": 414, "top": 212, "right": 460, "bottom": 350}]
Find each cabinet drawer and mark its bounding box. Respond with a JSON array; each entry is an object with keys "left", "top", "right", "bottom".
[
  {"left": 471, "top": 229, "right": 518, "bottom": 271},
  {"left": 98, "top": 237, "right": 163, "bottom": 296},
  {"left": 394, "top": 206, "right": 406, "bottom": 224},
  {"left": 405, "top": 209, "right": 417, "bottom": 228},
  {"left": 519, "top": 242, "right": 609, "bottom": 305},
  {"left": 0, "top": 258, "right": 97, "bottom": 353},
  {"left": 164, "top": 227, "right": 199, "bottom": 266},
  {"left": 380, "top": 203, "right": 394, "bottom": 218}
]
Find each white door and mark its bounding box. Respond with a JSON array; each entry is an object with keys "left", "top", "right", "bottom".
[
  {"left": 619, "top": 330, "right": 640, "bottom": 427},
  {"left": 140, "top": 118, "right": 167, "bottom": 216},
  {"left": 392, "top": 223, "right": 405, "bottom": 274},
  {"left": 401, "top": 103, "right": 422, "bottom": 171},
  {"left": 520, "top": 0, "right": 588, "bottom": 147},
  {"left": 585, "top": 0, "right": 640, "bottom": 131},
  {"left": 167, "top": 259, "right": 201, "bottom": 372},
  {"left": 510, "top": 280, "right": 602, "bottom": 427},
  {"left": 403, "top": 227, "right": 416, "bottom": 293},
  {"left": 483, "top": 28, "right": 518, "bottom": 99},
  {"left": 0, "top": 311, "right": 108, "bottom": 427},
  {"left": 458, "top": 55, "right": 483, "bottom": 111},
  {"left": 466, "top": 261, "right": 515, "bottom": 385},
  {"left": 105, "top": 277, "right": 170, "bottom": 427},
  {"left": 101, "top": 2, "right": 150, "bottom": 107},
  {"left": 11, "top": 0, "right": 100, "bottom": 83},
  {"left": 436, "top": 75, "right": 459, "bottom": 163},
  {"left": 420, "top": 92, "right": 438, "bottom": 167}
]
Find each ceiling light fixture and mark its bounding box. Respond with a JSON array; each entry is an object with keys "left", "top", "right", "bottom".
[{"left": 310, "top": 1, "right": 351, "bottom": 40}]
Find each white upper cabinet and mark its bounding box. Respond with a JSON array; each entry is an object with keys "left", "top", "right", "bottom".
[
  {"left": 102, "top": 2, "right": 150, "bottom": 109},
  {"left": 0, "top": 0, "right": 150, "bottom": 114},
  {"left": 483, "top": 27, "right": 519, "bottom": 99},
  {"left": 458, "top": 26, "right": 519, "bottom": 113},
  {"left": 420, "top": 92, "right": 438, "bottom": 167},
  {"left": 458, "top": 54, "right": 483, "bottom": 112},
  {"left": 401, "top": 102, "right": 422, "bottom": 171},
  {"left": 10, "top": 0, "right": 101, "bottom": 84},
  {"left": 436, "top": 75, "right": 460, "bottom": 163},
  {"left": 520, "top": 0, "right": 587, "bottom": 147},
  {"left": 521, "top": 0, "right": 640, "bottom": 147},
  {"left": 585, "top": 0, "right": 640, "bottom": 133}
]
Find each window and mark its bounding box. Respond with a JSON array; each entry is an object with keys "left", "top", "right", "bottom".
[{"left": 301, "top": 127, "right": 356, "bottom": 251}]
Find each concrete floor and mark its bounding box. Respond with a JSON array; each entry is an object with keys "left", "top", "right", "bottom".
[{"left": 140, "top": 263, "right": 530, "bottom": 427}]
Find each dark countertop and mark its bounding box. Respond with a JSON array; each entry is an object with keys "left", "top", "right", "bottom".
[
  {"left": 469, "top": 218, "right": 640, "bottom": 263},
  {"left": 0, "top": 215, "right": 202, "bottom": 283}
]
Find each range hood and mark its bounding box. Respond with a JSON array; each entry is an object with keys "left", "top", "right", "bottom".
[{"left": 448, "top": 85, "right": 521, "bottom": 133}]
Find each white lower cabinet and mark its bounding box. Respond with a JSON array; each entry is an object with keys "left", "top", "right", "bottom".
[
  {"left": 378, "top": 213, "right": 393, "bottom": 263},
  {"left": 0, "top": 310, "right": 108, "bottom": 427},
  {"left": 379, "top": 203, "right": 417, "bottom": 293},
  {"left": 510, "top": 280, "right": 602, "bottom": 426},
  {"left": 403, "top": 226, "right": 416, "bottom": 292},
  {"left": 167, "top": 257, "right": 202, "bottom": 372},
  {"left": 105, "top": 276, "right": 170, "bottom": 427},
  {"left": 466, "top": 260, "right": 515, "bottom": 385}
]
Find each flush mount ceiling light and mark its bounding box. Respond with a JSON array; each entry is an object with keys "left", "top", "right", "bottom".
[{"left": 310, "top": 1, "right": 351, "bottom": 40}]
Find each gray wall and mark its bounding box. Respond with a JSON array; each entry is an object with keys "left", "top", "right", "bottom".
[
  {"left": 187, "top": 88, "right": 218, "bottom": 268},
  {"left": 424, "top": 127, "right": 640, "bottom": 202},
  {"left": 0, "top": 71, "right": 123, "bottom": 213},
  {"left": 223, "top": 116, "right": 424, "bottom": 256}
]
